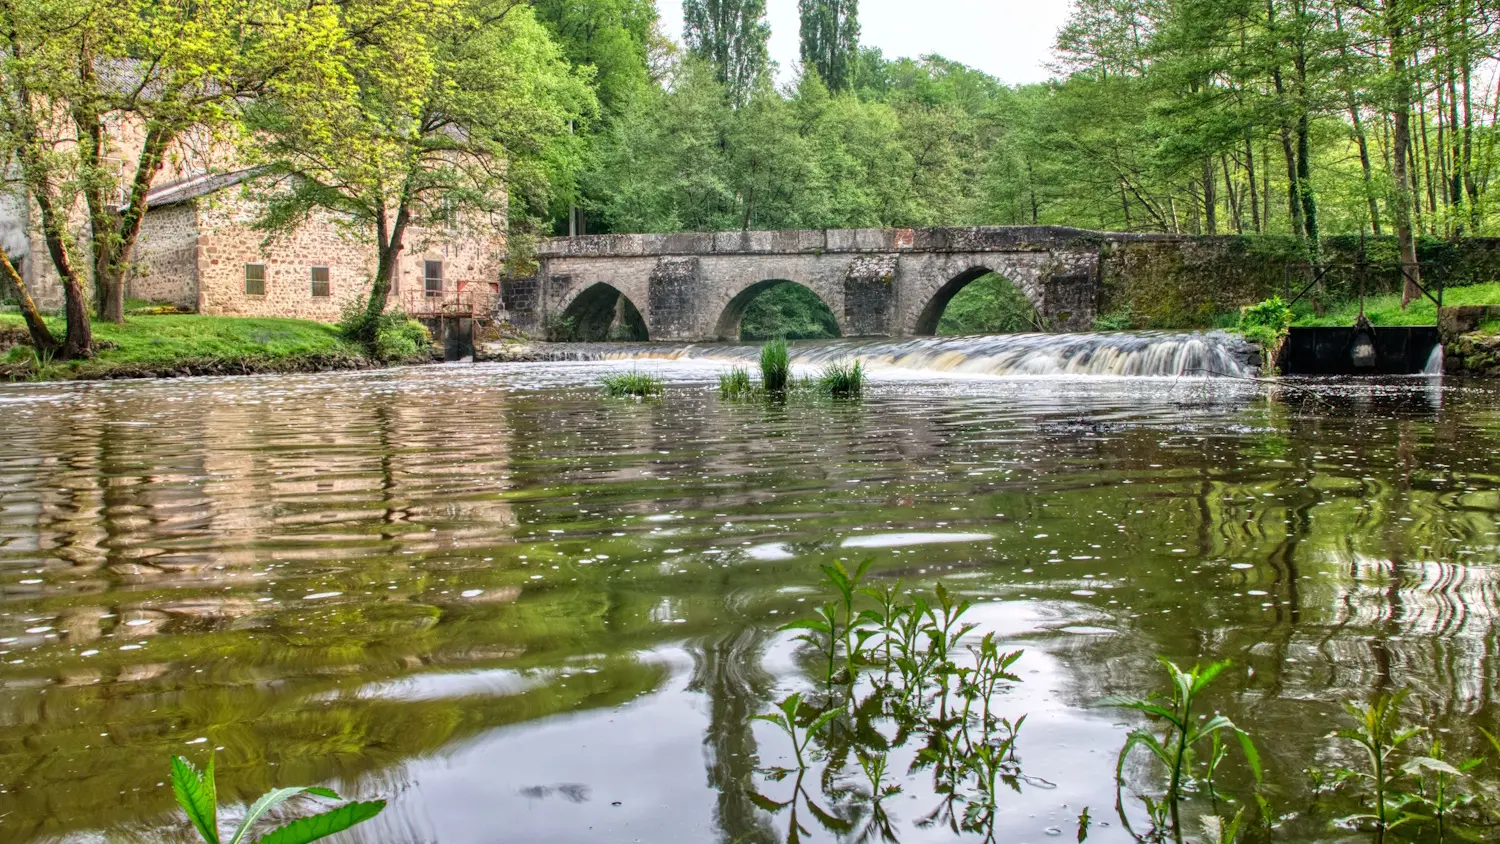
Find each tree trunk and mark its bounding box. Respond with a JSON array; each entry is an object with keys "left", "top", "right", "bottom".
[
  {"left": 363, "top": 204, "right": 410, "bottom": 338},
  {"left": 1245, "top": 132, "right": 1262, "bottom": 233},
  {"left": 1388, "top": 10, "right": 1421, "bottom": 307},
  {"left": 1201, "top": 160, "right": 1217, "bottom": 235},
  {"left": 1, "top": 251, "right": 59, "bottom": 355},
  {"left": 87, "top": 122, "right": 172, "bottom": 325}
]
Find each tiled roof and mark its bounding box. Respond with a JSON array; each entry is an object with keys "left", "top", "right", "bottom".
[{"left": 133, "top": 168, "right": 261, "bottom": 210}]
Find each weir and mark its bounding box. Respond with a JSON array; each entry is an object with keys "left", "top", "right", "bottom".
[{"left": 481, "top": 331, "right": 1261, "bottom": 378}]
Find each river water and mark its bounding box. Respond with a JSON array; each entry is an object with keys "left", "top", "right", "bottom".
[{"left": 1, "top": 338, "right": 1498, "bottom": 843}]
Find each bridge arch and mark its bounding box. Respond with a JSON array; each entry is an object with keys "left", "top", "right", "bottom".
[
  {"left": 556, "top": 282, "right": 649, "bottom": 341},
  {"left": 910, "top": 265, "right": 1045, "bottom": 336},
  {"left": 713, "top": 279, "right": 842, "bottom": 341}
]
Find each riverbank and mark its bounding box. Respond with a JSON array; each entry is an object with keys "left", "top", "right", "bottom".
[
  {"left": 0, "top": 313, "right": 405, "bottom": 381},
  {"left": 1292, "top": 280, "right": 1500, "bottom": 326}
]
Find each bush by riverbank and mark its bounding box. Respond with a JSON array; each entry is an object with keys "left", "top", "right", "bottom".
[{"left": 0, "top": 313, "right": 430, "bottom": 382}]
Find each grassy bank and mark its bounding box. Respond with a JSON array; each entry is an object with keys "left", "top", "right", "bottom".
[
  {"left": 0, "top": 313, "right": 390, "bottom": 381},
  {"left": 1292, "top": 281, "right": 1500, "bottom": 326}
]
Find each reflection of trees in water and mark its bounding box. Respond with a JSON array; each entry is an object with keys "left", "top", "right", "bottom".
[{"left": 688, "top": 626, "right": 779, "bottom": 844}]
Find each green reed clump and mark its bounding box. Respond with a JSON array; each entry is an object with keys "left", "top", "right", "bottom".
[
  {"left": 760, "top": 339, "right": 790, "bottom": 393},
  {"left": 818, "top": 359, "right": 864, "bottom": 397},
  {"left": 172, "top": 752, "right": 384, "bottom": 844},
  {"left": 718, "top": 366, "right": 753, "bottom": 398},
  {"left": 600, "top": 370, "right": 663, "bottom": 398}
]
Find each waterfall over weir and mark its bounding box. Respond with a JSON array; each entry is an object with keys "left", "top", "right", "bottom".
[{"left": 507, "top": 331, "right": 1260, "bottom": 378}]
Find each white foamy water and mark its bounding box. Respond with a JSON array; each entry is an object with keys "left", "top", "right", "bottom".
[{"left": 579, "top": 331, "right": 1258, "bottom": 378}]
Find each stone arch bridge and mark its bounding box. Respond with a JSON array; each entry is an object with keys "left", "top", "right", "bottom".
[{"left": 501, "top": 226, "right": 1151, "bottom": 341}]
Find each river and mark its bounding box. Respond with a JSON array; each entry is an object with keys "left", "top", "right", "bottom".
[{"left": 1, "top": 337, "right": 1498, "bottom": 843}]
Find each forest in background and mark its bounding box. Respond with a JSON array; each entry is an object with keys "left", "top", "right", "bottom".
[{"left": 533, "top": 0, "right": 1500, "bottom": 337}]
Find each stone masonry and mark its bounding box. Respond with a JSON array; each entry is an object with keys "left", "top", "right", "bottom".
[{"left": 504, "top": 226, "right": 1117, "bottom": 341}]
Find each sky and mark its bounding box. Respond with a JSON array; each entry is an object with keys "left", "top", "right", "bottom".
[{"left": 655, "top": 0, "right": 1075, "bottom": 86}]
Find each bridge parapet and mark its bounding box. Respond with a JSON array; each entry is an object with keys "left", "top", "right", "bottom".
[{"left": 535, "top": 226, "right": 1171, "bottom": 260}]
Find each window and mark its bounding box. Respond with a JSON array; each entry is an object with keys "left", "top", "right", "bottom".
[
  {"left": 310, "top": 266, "right": 330, "bottom": 298},
  {"left": 424, "top": 260, "right": 444, "bottom": 298},
  {"left": 244, "top": 264, "right": 265, "bottom": 296}
]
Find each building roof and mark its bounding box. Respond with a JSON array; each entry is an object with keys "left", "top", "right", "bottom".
[{"left": 134, "top": 168, "right": 261, "bottom": 211}]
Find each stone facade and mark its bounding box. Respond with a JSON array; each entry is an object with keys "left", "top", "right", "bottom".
[{"left": 123, "top": 203, "right": 200, "bottom": 308}]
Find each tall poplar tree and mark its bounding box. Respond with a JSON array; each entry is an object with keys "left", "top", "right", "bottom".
[
  {"left": 798, "top": 0, "right": 860, "bottom": 90},
  {"left": 682, "top": 0, "right": 770, "bottom": 106}
]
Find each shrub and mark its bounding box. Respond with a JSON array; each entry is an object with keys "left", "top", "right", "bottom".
[
  {"left": 172, "top": 753, "right": 384, "bottom": 844},
  {"left": 718, "top": 366, "right": 753, "bottom": 398},
  {"left": 1093, "top": 307, "right": 1136, "bottom": 331},
  {"left": 760, "top": 339, "right": 790, "bottom": 392},
  {"left": 339, "top": 296, "right": 432, "bottom": 363},
  {"left": 1238, "top": 296, "right": 1294, "bottom": 369},
  {"left": 601, "top": 370, "right": 663, "bottom": 398},
  {"left": 818, "top": 359, "right": 864, "bottom": 397}
]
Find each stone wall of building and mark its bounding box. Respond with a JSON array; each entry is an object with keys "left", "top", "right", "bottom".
[
  {"left": 124, "top": 203, "right": 200, "bottom": 308},
  {"left": 192, "top": 191, "right": 505, "bottom": 322}
]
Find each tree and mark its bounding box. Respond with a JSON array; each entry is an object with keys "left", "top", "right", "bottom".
[
  {"left": 798, "top": 0, "right": 860, "bottom": 91},
  {"left": 0, "top": 0, "right": 343, "bottom": 356},
  {"left": 682, "top": 0, "right": 770, "bottom": 106},
  {"left": 248, "top": 0, "right": 592, "bottom": 340}
]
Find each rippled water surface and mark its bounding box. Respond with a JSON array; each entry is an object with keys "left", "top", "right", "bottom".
[{"left": 2, "top": 358, "right": 1499, "bottom": 843}]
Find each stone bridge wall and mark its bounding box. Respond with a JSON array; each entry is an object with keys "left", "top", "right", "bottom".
[{"left": 500, "top": 227, "right": 1500, "bottom": 341}]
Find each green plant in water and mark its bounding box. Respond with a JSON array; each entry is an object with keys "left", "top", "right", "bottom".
[
  {"left": 760, "top": 338, "right": 790, "bottom": 393},
  {"left": 600, "top": 370, "right": 664, "bottom": 398},
  {"left": 1098, "top": 658, "right": 1260, "bottom": 836},
  {"left": 718, "top": 365, "right": 753, "bottom": 398},
  {"left": 751, "top": 692, "right": 840, "bottom": 771},
  {"left": 818, "top": 359, "right": 864, "bottom": 397},
  {"left": 172, "top": 753, "right": 385, "bottom": 844},
  {"left": 1332, "top": 690, "right": 1429, "bottom": 836},
  {"left": 781, "top": 558, "right": 874, "bottom": 684}
]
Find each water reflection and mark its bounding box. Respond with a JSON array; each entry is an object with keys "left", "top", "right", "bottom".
[{"left": 0, "top": 364, "right": 1497, "bottom": 843}]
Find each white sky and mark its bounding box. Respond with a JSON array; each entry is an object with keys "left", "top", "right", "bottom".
[{"left": 655, "top": 0, "right": 1075, "bottom": 85}]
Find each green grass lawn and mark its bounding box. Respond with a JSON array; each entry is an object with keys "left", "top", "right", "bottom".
[
  {"left": 1292, "top": 281, "right": 1500, "bottom": 327},
  {"left": 1, "top": 312, "right": 361, "bottom": 378}
]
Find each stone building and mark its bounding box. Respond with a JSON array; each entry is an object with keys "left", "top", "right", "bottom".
[
  {"left": 3, "top": 112, "right": 503, "bottom": 322},
  {"left": 117, "top": 171, "right": 503, "bottom": 321}
]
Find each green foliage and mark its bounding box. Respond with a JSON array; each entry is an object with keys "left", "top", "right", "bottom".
[
  {"left": 740, "top": 284, "right": 840, "bottom": 341},
  {"left": 1098, "top": 658, "right": 1260, "bottom": 838},
  {"left": 337, "top": 298, "right": 433, "bottom": 364},
  {"left": 818, "top": 359, "right": 864, "bottom": 398},
  {"left": 798, "top": 0, "right": 860, "bottom": 91},
  {"left": 600, "top": 369, "right": 663, "bottom": 398},
  {"left": 936, "top": 274, "right": 1040, "bottom": 335},
  {"left": 1293, "top": 281, "right": 1500, "bottom": 327},
  {"left": 759, "top": 339, "right": 790, "bottom": 392},
  {"left": 755, "top": 569, "right": 1029, "bottom": 842},
  {"left": 172, "top": 753, "right": 385, "bottom": 844},
  {"left": 1093, "top": 308, "right": 1136, "bottom": 331},
  {"left": 682, "top": 0, "right": 769, "bottom": 106},
  {"left": 717, "top": 366, "right": 753, "bottom": 398},
  {"left": 1238, "top": 297, "right": 1294, "bottom": 369}
]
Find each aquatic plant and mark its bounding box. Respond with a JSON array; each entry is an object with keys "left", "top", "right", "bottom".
[
  {"left": 760, "top": 339, "right": 790, "bottom": 392},
  {"left": 751, "top": 692, "right": 840, "bottom": 771},
  {"left": 172, "top": 753, "right": 385, "bottom": 844},
  {"left": 1098, "top": 658, "right": 1260, "bottom": 835},
  {"left": 817, "top": 359, "right": 864, "bottom": 397},
  {"left": 754, "top": 568, "right": 1034, "bottom": 843},
  {"left": 1332, "top": 690, "right": 1429, "bottom": 835},
  {"left": 718, "top": 365, "right": 753, "bottom": 398},
  {"left": 600, "top": 370, "right": 664, "bottom": 398}
]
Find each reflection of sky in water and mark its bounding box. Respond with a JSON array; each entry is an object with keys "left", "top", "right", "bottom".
[{"left": 0, "top": 363, "right": 1494, "bottom": 843}]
